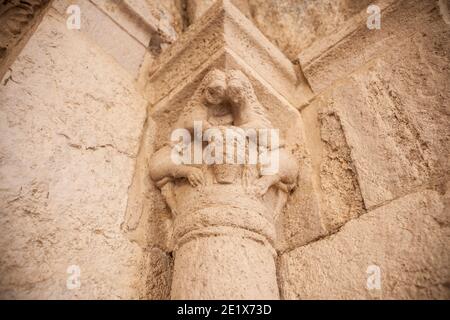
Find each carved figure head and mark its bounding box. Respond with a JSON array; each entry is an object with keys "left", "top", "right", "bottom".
[
  {"left": 226, "top": 70, "right": 273, "bottom": 129},
  {"left": 226, "top": 69, "right": 254, "bottom": 106},
  {"left": 202, "top": 69, "right": 227, "bottom": 105}
]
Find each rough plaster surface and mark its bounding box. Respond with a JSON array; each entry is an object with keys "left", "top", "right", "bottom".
[{"left": 0, "top": 10, "right": 147, "bottom": 299}]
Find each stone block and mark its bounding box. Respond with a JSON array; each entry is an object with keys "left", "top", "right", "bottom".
[
  {"left": 52, "top": 0, "right": 147, "bottom": 78},
  {"left": 249, "top": 0, "right": 374, "bottom": 61},
  {"left": 0, "top": 11, "right": 147, "bottom": 299},
  {"left": 137, "top": 247, "right": 173, "bottom": 300},
  {"left": 280, "top": 189, "right": 450, "bottom": 299},
  {"left": 146, "top": 0, "right": 312, "bottom": 109},
  {"left": 299, "top": 0, "right": 436, "bottom": 93},
  {"left": 299, "top": 1, "right": 450, "bottom": 212}
]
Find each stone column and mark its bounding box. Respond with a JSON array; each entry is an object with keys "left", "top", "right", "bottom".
[
  {"left": 170, "top": 185, "right": 279, "bottom": 299},
  {"left": 144, "top": 0, "right": 311, "bottom": 300}
]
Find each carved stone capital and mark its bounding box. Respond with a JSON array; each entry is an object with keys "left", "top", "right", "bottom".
[{"left": 144, "top": 0, "right": 309, "bottom": 300}]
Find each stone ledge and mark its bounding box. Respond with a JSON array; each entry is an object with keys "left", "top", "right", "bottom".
[
  {"left": 146, "top": 0, "right": 312, "bottom": 108},
  {"left": 52, "top": 0, "right": 147, "bottom": 77},
  {"left": 298, "top": 0, "right": 434, "bottom": 93}
]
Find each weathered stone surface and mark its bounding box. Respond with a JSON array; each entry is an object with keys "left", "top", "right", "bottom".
[
  {"left": 311, "top": 10, "right": 450, "bottom": 210},
  {"left": 146, "top": 0, "right": 313, "bottom": 109},
  {"left": 183, "top": 0, "right": 372, "bottom": 61},
  {"left": 249, "top": 0, "right": 373, "bottom": 61},
  {"left": 0, "top": 10, "right": 147, "bottom": 299},
  {"left": 52, "top": 0, "right": 147, "bottom": 78},
  {"left": 90, "top": 0, "right": 178, "bottom": 48},
  {"left": 186, "top": 0, "right": 216, "bottom": 23},
  {"left": 278, "top": 113, "right": 325, "bottom": 251},
  {"left": 0, "top": 0, "right": 51, "bottom": 80},
  {"left": 123, "top": 116, "right": 173, "bottom": 253},
  {"left": 147, "top": 48, "right": 318, "bottom": 253},
  {"left": 299, "top": 0, "right": 440, "bottom": 93},
  {"left": 0, "top": 0, "right": 448, "bottom": 300},
  {"left": 172, "top": 235, "right": 279, "bottom": 299},
  {"left": 280, "top": 189, "right": 450, "bottom": 299},
  {"left": 187, "top": 0, "right": 252, "bottom": 23},
  {"left": 137, "top": 247, "right": 173, "bottom": 300},
  {"left": 317, "top": 107, "right": 366, "bottom": 232},
  {"left": 150, "top": 0, "right": 186, "bottom": 35},
  {"left": 275, "top": 0, "right": 450, "bottom": 298}
]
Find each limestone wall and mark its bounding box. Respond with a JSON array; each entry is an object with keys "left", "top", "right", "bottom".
[
  {"left": 0, "top": 0, "right": 448, "bottom": 300},
  {"left": 0, "top": 2, "right": 152, "bottom": 299},
  {"left": 280, "top": 0, "right": 450, "bottom": 299},
  {"left": 174, "top": 0, "right": 450, "bottom": 300}
]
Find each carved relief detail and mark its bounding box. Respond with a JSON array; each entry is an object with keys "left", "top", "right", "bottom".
[
  {"left": 148, "top": 68, "right": 299, "bottom": 299},
  {"left": 149, "top": 69, "right": 299, "bottom": 246}
]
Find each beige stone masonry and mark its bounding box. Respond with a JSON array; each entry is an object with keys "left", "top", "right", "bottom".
[
  {"left": 52, "top": 0, "right": 179, "bottom": 78},
  {"left": 0, "top": 9, "right": 147, "bottom": 299},
  {"left": 0, "top": 0, "right": 447, "bottom": 301},
  {"left": 280, "top": 188, "right": 450, "bottom": 299},
  {"left": 122, "top": 0, "right": 321, "bottom": 299},
  {"left": 298, "top": 0, "right": 433, "bottom": 94},
  {"left": 145, "top": 0, "right": 313, "bottom": 109},
  {"left": 135, "top": 0, "right": 321, "bottom": 254},
  {"left": 299, "top": 0, "right": 450, "bottom": 214}
]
